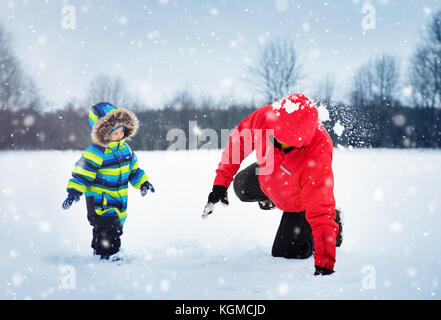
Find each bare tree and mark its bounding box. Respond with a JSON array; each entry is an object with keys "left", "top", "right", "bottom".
[
  {"left": 247, "top": 38, "right": 303, "bottom": 104},
  {"left": 409, "top": 11, "right": 441, "bottom": 108},
  {"left": 85, "top": 74, "right": 132, "bottom": 108},
  {"left": 410, "top": 47, "right": 437, "bottom": 108},
  {"left": 350, "top": 64, "right": 373, "bottom": 107},
  {"left": 0, "top": 25, "right": 40, "bottom": 110},
  {"left": 373, "top": 55, "right": 400, "bottom": 102},
  {"left": 165, "top": 86, "right": 197, "bottom": 110},
  {"left": 350, "top": 55, "right": 400, "bottom": 106},
  {"left": 315, "top": 73, "right": 335, "bottom": 103}
]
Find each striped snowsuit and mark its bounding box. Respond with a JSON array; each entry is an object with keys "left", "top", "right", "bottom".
[{"left": 67, "top": 139, "right": 148, "bottom": 223}]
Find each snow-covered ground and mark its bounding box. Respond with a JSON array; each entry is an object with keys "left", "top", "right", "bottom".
[{"left": 1, "top": 148, "right": 440, "bottom": 300}]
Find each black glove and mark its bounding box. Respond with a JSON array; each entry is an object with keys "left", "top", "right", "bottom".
[
  {"left": 140, "top": 181, "right": 155, "bottom": 197},
  {"left": 62, "top": 190, "right": 81, "bottom": 210},
  {"left": 314, "top": 266, "right": 334, "bottom": 276},
  {"left": 202, "top": 185, "right": 228, "bottom": 219},
  {"left": 208, "top": 185, "right": 229, "bottom": 206}
]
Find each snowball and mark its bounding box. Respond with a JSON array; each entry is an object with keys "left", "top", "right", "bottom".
[
  {"left": 333, "top": 121, "right": 345, "bottom": 137},
  {"left": 317, "top": 103, "right": 330, "bottom": 123}
]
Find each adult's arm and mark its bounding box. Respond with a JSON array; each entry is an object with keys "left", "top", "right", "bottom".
[
  {"left": 300, "top": 147, "right": 338, "bottom": 270},
  {"left": 214, "top": 106, "right": 271, "bottom": 188}
]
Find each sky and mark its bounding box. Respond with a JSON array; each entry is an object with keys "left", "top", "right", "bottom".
[{"left": 0, "top": 0, "right": 440, "bottom": 109}]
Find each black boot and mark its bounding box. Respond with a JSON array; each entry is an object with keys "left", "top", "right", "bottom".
[{"left": 258, "top": 199, "right": 276, "bottom": 210}]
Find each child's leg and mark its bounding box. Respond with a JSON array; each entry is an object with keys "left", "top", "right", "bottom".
[
  {"left": 91, "top": 216, "right": 123, "bottom": 256},
  {"left": 86, "top": 196, "right": 123, "bottom": 256},
  {"left": 118, "top": 216, "right": 127, "bottom": 227}
]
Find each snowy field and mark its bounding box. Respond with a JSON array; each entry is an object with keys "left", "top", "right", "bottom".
[{"left": 0, "top": 148, "right": 440, "bottom": 300}]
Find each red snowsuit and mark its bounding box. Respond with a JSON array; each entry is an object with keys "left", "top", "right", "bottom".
[{"left": 213, "top": 104, "right": 338, "bottom": 270}]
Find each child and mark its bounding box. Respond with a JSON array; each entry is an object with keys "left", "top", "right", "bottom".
[{"left": 62, "top": 102, "right": 155, "bottom": 262}]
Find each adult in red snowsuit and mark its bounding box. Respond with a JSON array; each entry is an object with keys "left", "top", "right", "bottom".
[{"left": 203, "top": 93, "right": 341, "bottom": 276}]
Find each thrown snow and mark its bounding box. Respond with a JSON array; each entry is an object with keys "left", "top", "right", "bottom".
[
  {"left": 317, "top": 103, "right": 330, "bottom": 123},
  {"left": 333, "top": 121, "right": 345, "bottom": 137},
  {"left": 284, "top": 101, "right": 301, "bottom": 114},
  {"left": 1, "top": 149, "right": 441, "bottom": 299},
  {"left": 271, "top": 98, "right": 284, "bottom": 110},
  {"left": 271, "top": 97, "right": 309, "bottom": 114}
]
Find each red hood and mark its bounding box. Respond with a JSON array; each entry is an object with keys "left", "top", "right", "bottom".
[{"left": 265, "top": 93, "right": 318, "bottom": 148}]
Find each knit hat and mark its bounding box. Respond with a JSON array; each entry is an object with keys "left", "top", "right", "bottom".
[{"left": 265, "top": 93, "right": 318, "bottom": 148}]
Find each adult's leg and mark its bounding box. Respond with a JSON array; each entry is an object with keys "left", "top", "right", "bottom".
[
  {"left": 271, "top": 211, "right": 314, "bottom": 259},
  {"left": 233, "top": 162, "right": 270, "bottom": 202}
]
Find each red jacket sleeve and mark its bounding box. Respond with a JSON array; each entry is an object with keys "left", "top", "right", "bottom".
[
  {"left": 213, "top": 106, "right": 271, "bottom": 188},
  {"left": 300, "top": 147, "right": 338, "bottom": 270}
]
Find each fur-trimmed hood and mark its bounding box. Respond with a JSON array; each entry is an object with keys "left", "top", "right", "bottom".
[{"left": 88, "top": 102, "right": 139, "bottom": 147}]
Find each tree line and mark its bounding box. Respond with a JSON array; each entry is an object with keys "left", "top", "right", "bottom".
[
  {"left": 1, "top": 10, "right": 441, "bottom": 151},
  {"left": 1, "top": 98, "right": 440, "bottom": 151}
]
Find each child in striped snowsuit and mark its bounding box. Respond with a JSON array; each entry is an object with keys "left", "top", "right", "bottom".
[{"left": 62, "top": 102, "right": 155, "bottom": 261}]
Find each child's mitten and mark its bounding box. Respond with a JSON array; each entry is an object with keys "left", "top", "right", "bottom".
[
  {"left": 62, "top": 190, "right": 81, "bottom": 210},
  {"left": 140, "top": 181, "right": 155, "bottom": 197}
]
